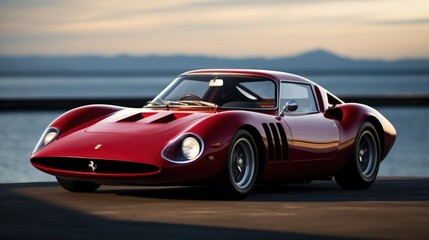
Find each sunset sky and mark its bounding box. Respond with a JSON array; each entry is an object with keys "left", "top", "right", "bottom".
[{"left": 0, "top": 0, "right": 428, "bottom": 59}]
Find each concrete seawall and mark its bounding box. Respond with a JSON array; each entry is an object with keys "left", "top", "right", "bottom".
[{"left": 1, "top": 95, "right": 428, "bottom": 111}]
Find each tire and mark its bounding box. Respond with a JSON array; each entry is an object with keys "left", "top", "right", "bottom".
[
  {"left": 212, "top": 130, "right": 258, "bottom": 199},
  {"left": 56, "top": 177, "right": 100, "bottom": 192},
  {"left": 335, "top": 122, "right": 381, "bottom": 190}
]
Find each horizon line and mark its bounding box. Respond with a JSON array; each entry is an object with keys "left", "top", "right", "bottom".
[{"left": 1, "top": 49, "right": 429, "bottom": 61}]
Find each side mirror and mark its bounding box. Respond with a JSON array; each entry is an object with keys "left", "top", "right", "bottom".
[
  {"left": 277, "top": 100, "right": 298, "bottom": 119},
  {"left": 285, "top": 100, "right": 298, "bottom": 112}
]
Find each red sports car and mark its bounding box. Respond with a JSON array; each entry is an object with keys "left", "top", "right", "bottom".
[{"left": 31, "top": 69, "right": 396, "bottom": 198}]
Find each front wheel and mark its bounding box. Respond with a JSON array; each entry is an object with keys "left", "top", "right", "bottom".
[
  {"left": 211, "top": 130, "right": 258, "bottom": 198},
  {"left": 56, "top": 177, "right": 100, "bottom": 192},
  {"left": 335, "top": 122, "right": 381, "bottom": 190}
]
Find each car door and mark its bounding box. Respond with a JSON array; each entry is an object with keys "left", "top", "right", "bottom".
[{"left": 279, "top": 81, "right": 340, "bottom": 161}]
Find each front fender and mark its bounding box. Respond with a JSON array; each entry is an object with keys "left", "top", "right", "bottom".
[
  {"left": 49, "top": 104, "right": 124, "bottom": 137},
  {"left": 183, "top": 110, "right": 270, "bottom": 175},
  {"left": 189, "top": 110, "right": 268, "bottom": 146}
]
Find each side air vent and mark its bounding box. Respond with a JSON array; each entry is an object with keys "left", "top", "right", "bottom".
[
  {"left": 269, "top": 123, "right": 281, "bottom": 161},
  {"left": 276, "top": 123, "right": 289, "bottom": 160},
  {"left": 262, "top": 123, "right": 274, "bottom": 160},
  {"left": 262, "top": 123, "right": 289, "bottom": 161}
]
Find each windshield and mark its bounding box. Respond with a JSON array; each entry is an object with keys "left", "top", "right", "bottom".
[{"left": 145, "top": 75, "right": 277, "bottom": 109}]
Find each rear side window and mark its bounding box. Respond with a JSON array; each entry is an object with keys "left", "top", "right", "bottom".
[
  {"left": 327, "top": 92, "right": 342, "bottom": 107},
  {"left": 280, "top": 82, "right": 318, "bottom": 113}
]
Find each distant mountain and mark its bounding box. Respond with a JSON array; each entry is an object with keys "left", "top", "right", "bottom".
[{"left": 0, "top": 49, "right": 428, "bottom": 75}]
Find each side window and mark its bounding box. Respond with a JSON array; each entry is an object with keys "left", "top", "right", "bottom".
[{"left": 280, "top": 82, "right": 317, "bottom": 113}]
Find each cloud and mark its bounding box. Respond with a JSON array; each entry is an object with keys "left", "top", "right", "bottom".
[
  {"left": 374, "top": 18, "right": 429, "bottom": 25},
  {"left": 189, "top": 0, "right": 364, "bottom": 7},
  {"left": 0, "top": 0, "right": 428, "bottom": 59}
]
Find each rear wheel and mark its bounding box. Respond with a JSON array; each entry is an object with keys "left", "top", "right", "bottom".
[
  {"left": 56, "top": 177, "right": 100, "bottom": 192},
  {"left": 335, "top": 122, "right": 380, "bottom": 190},
  {"left": 212, "top": 130, "right": 258, "bottom": 198}
]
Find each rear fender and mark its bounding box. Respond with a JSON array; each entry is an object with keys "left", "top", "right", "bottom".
[{"left": 325, "top": 103, "right": 396, "bottom": 161}]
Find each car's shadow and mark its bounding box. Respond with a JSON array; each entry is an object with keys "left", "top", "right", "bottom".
[
  {"left": 97, "top": 178, "right": 429, "bottom": 202},
  {"left": 3, "top": 182, "right": 367, "bottom": 240}
]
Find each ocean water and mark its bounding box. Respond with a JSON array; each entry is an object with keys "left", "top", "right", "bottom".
[
  {"left": 0, "top": 74, "right": 428, "bottom": 99},
  {"left": 0, "top": 74, "right": 428, "bottom": 183},
  {"left": 0, "top": 76, "right": 173, "bottom": 99},
  {"left": 0, "top": 111, "right": 60, "bottom": 183}
]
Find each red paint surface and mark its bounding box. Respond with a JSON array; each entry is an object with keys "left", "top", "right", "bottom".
[{"left": 30, "top": 69, "right": 396, "bottom": 185}]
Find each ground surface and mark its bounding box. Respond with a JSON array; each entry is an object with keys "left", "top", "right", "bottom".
[{"left": 1, "top": 177, "right": 428, "bottom": 240}]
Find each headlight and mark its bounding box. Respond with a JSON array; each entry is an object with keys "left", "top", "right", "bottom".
[
  {"left": 182, "top": 137, "right": 200, "bottom": 160},
  {"left": 33, "top": 128, "right": 59, "bottom": 153},
  {"left": 44, "top": 131, "right": 58, "bottom": 145},
  {"left": 162, "top": 133, "right": 204, "bottom": 164}
]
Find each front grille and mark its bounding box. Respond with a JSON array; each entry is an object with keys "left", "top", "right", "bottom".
[{"left": 32, "top": 157, "right": 159, "bottom": 174}]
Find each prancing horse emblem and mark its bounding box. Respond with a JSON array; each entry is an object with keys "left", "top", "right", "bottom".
[{"left": 88, "top": 161, "right": 97, "bottom": 172}]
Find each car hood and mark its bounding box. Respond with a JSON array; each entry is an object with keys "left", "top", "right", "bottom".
[{"left": 86, "top": 108, "right": 211, "bottom": 135}]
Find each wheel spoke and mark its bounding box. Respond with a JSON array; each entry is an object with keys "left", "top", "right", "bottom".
[
  {"left": 229, "top": 137, "right": 255, "bottom": 190},
  {"left": 335, "top": 123, "right": 380, "bottom": 190},
  {"left": 358, "top": 131, "right": 378, "bottom": 178}
]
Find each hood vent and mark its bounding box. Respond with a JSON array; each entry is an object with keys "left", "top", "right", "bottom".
[
  {"left": 151, "top": 113, "right": 191, "bottom": 124},
  {"left": 116, "top": 112, "right": 192, "bottom": 124},
  {"left": 118, "top": 112, "right": 156, "bottom": 122}
]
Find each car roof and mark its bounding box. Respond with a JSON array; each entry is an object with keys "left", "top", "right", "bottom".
[{"left": 181, "top": 69, "right": 314, "bottom": 85}]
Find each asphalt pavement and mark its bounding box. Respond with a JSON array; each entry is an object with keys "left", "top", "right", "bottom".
[{"left": 1, "top": 177, "right": 428, "bottom": 240}]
